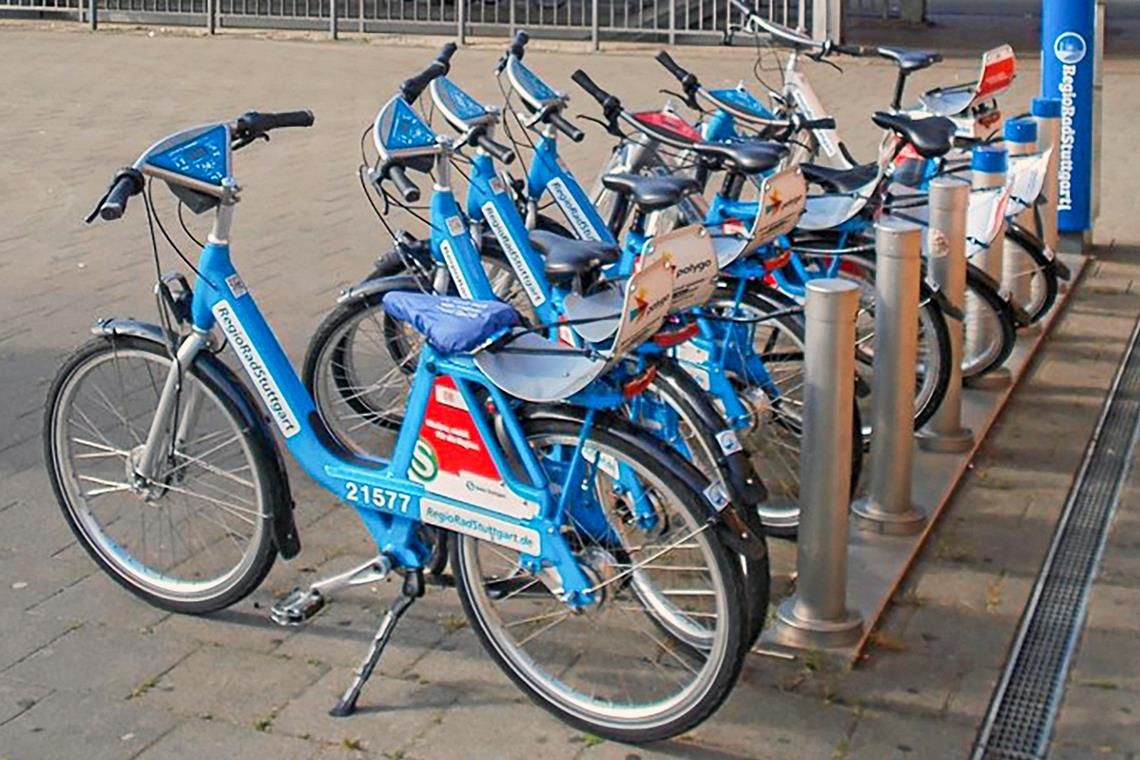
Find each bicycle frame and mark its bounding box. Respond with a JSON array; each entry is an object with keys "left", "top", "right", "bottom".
[{"left": 129, "top": 127, "right": 630, "bottom": 604}]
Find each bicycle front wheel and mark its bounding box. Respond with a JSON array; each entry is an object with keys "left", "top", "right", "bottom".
[
  {"left": 43, "top": 336, "right": 279, "bottom": 614},
  {"left": 451, "top": 416, "right": 750, "bottom": 743}
]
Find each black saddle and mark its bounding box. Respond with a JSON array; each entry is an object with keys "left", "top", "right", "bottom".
[
  {"left": 799, "top": 163, "right": 879, "bottom": 194},
  {"left": 600, "top": 173, "right": 699, "bottom": 212},
  {"left": 528, "top": 229, "right": 620, "bottom": 285},
  {"left": 877, "top": 46, "right": 943, "bottom": 73},
  {"left": 871, "top": 112, "right": 956, "bottom": 158},
  {"left": 690, "top": 140, "right": 786, "bottom": 174}
]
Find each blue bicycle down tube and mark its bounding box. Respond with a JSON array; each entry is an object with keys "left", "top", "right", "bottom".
[
  {"left": 527, "top": 135, "right": 615, "bottom": 244},
  {"left": 467, "top": 153, "right": 555, "bottom": 311}
]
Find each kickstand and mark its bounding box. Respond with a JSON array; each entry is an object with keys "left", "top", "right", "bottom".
[{"left": 329, "top": 568, "right": 425, "bottom": 717}]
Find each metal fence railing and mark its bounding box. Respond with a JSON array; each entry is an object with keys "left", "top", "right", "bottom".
[{"left": 1, "top": 0, "right": 812, "bottom": 45}]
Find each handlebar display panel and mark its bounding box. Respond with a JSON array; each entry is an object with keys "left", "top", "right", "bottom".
[
  {"left": 705, "top": 86, "right": 774, "bottom": 122},
  {"left": 143, "top": 123, "right": 231, "bottom": 190},
  {"left": 374, "top": 96, "right": 438, "bottom": 159},
  {"left": 431, "top": 77, "right": 492, "bottom": 130},
  {"left": 506, "top": 57, "right": 561, "bottom": 110}
]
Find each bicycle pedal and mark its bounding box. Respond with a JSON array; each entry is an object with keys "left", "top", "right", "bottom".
[{"left": 270, "top": 587, "right": 326, "bottom": 627}]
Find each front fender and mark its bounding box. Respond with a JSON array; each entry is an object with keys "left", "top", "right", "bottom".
[{"left": 90, "top": 319, "right": 301, "bottom": 560}]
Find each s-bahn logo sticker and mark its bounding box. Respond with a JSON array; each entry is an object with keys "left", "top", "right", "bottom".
[
  {"left": 411, "top": 377, "right": 539, "bottom": 520},
  {"left": 1054, "top": 32, "right": 1087, "bottom": 65}
]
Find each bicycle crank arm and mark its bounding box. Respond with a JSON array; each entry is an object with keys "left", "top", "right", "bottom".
[{"left": 270, "top": 555, "right": 392, "bottom": 626}]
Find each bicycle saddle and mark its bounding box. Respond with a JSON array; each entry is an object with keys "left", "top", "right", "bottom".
[
  {"left": 871, "top": 112, "right": 956, "bottom": 158},
  {"left": 382, "top": 292, "right": 520, "bottom": 354},
  {"left": 601, "top": 173, "right": 699, "bottom": 212},
  {"left": 799, "top": 163, "right": 879, "bottom": 194},
  {"left": 877, "top": 46, "right": 943, "bottom": 73},
  {"left": 528, "top": 230, "right": 620, "bottom": 285},
  {"left": 689, "top": 141, "right": 786, "bottom": 174}
]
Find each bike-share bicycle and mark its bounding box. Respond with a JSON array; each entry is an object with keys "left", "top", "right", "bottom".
[
  {"left": 716, "top": 0, "right": 1069, "bottom": 323},
  {"left": 305, "top": 37, "right": 858, "bottom": 537},
  {"left": 590, "top": 39, "right": 1032, "bottom": 387},
  {"left": 44, "top": 98, "right": 769, "bottom": 741}
]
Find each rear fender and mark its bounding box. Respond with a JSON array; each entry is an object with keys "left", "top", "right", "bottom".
[{"left": 520, "top": 404, "right": 767, "bottom": 562}]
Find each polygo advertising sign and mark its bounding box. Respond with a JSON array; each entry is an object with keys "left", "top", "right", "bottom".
[{"left": 1041, "top": 0, "right": 1095, "bottom": 232}]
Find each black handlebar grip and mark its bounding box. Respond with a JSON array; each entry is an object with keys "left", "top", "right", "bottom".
[
  {"left": 655, "top": 51, "right": 692, "bottom": 85},
  {"left": 548, "top": 111, "right": 584, "bottom": 143},
  {"left": 97, "top": 168, "right": 144, "bottom": 222},
  {"left": 387, "top": 165, "right": 421, "bottom": 204},
  {"left": 476, "top": 133, "right": 516, "bottom": 164},
  {"left": 265, "top": 110, "right": 315, "bottom": 129},
  {"left": 100, "top": 176, "right": 135, "bottom": 221},
  {"left": 803, "top": 117, "right": 837, "bottom": 130},
  {"left": 400, "top": 61, "right": 446, "bottom": 104},
  {"left": 570, "top": 69, "right": 613, "bottom": 108},
  {"left": 509, "top": 30, "right": 529, "bottom": 59},
  {"left": 832, "top": 42, "right": 868, "bottom": 57},
  {"left": 436, "top": 42, "right": 458, "bottom": 73}
]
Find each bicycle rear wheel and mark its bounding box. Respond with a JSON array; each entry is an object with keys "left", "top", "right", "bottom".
[
  {"left": 451, "top": 416, "right": 751, "bottom": 743},
  {"left": 44, "top": 336, "right": 279, "bottom": 614}
]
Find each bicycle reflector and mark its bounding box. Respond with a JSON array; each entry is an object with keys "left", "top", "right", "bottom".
[{"left": 621, "top": 365, "right": 658, "bottom": 399}]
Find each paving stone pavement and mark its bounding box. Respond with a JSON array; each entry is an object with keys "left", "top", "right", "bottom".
[{"left": 1, "top": 21, "right": 1139, "bottom": 760}]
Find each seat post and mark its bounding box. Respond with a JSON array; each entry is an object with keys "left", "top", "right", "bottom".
[
  {"left": 891, "top": 70, "right": 911, "bottom": 111},
  {"left": 605, "top": 190, "right": 631, "bottom": 236}
]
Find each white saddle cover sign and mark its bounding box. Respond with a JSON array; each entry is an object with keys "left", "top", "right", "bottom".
[
  {"left": 1005, "top": 148, "right": 1052, "bottom": 218},
  {"left": 746, "top": 167, "right": 807, "bottom": 254},
  {"left": 967, "top": 186, "right": 1013, "bottom": 256},
  {"left": 641, "top": 224, "right": 718, "bottom": 313},
  {"left": 610, "top": 258, "right": 673, "bottom": 357}
]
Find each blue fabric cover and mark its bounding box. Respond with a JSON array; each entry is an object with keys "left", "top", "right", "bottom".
[{"left": 382, "top": 292, "right": 520, "bottom": 354}]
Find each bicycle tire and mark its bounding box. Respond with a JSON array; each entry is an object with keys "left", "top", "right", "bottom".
[
  {"left": 44, "top": 335, "right": 279, "bottom": 614},
  {"left": 451, "top": 413, "right": 753, "bottom": 743},
  {"left": 962, "top": 265, "right": 1018, "bottom": 379},
  {"left": 832, "top": 251, "right": 953, "bottom": 431}
]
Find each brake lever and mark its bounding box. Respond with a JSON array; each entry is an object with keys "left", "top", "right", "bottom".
[
  {"left": 658, "top": 87, "right": 699, "bottom": 112},
  {"left": 231, "top": 133, "right": 270, "bottom": 151}
]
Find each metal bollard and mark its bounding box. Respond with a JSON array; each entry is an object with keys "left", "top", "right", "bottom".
[
  {"left": 918, "top": 177, "right": 975, "bottom": 453},
  {"left": 329, "top": 0, "right": 338, "bottom": 39},
  {"left": 89, "top": 0, "right": 97, "bottom": 30},
  {"left": 852, "top": 220, "right": 926, "bottom": 535},
  {"left": 966, "top": 145, "right": 1011, "bottom": 389},
  {"left": 773, "top": 279, "right": 863, "bottom": 648},
  {"left": 1031, "top": 97, "right": 1062, "bottom": 253},
  {"left": 1003, "top": 118, "right": 1040, "bottom": 334}
]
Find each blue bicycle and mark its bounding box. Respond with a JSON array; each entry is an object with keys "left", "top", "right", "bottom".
[{"left": 44, "top": 101, "right": 766, "bottom": 741}]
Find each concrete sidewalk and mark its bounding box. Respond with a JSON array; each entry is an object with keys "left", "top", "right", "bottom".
[{"left": 0, "top": 24, "right": 1137, "bottom": 759}]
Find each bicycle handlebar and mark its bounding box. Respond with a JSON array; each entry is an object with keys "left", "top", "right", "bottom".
[
  {"left": 90, "top": 108, "right": 315, "bottom": 222},
  {"left": 571, "top": 69, "right": 618, "bottom": 111},
  {"left": 385, "top": 163, "right": 421, "bottom": 203},
  {"left": 496, "top": 30, "right": 529, "bottom": 73},
  {"left": 548, "top": 110, "right": 584, "bottom": 142},
  {"left": 508, "top": 30, "right": 529, "bottom": 60},
  {"left": 401, "top": 43, "right": 457, "bottom": 104},
  {"left": 476, "top": 132, "right": 516, "bottom": 164},
  {"left": 831, "top": 41, "right": 869, "bottom": 57},
  {"left": 90, "top": 168, "right": 144, "bottom": 222}
]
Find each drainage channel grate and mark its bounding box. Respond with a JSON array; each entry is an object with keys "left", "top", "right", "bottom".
[{"left": 972, "top": 313, "right": 1140, "bottom": 760}]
